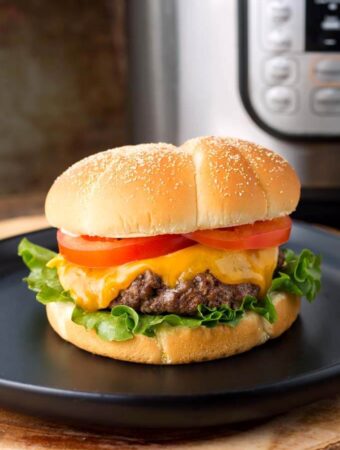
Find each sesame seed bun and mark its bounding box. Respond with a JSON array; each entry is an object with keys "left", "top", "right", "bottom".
[
  {"left": 46, "top": 293, "right": 301, "bottom": 364},
  {"left": 45, "top": 136, "right": 300, "bottom": 237}
]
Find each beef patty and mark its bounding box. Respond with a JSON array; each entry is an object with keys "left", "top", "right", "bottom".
[{"left": 112, "top": 249, "right": 285, "bottom": 316}]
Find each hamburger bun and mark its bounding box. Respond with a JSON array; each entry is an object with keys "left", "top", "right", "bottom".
[
  {"left": 45, "top": 136, "right": 300, "bottom": 238},
  {"left": 46, "top": 293, "right": 301, "bottom": 365}
]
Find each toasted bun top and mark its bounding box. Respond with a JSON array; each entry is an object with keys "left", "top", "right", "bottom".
[{"left": 45, "top": 136, "right": 300, "bottom": 237}]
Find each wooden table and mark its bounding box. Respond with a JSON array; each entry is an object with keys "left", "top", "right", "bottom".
[{"left": 1, "top": 215, "right": 340, "bottom": 450}]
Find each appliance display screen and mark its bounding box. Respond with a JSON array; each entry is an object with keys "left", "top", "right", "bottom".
[{"left": 306, "top": 0, "right": 340, "bottom": 51}]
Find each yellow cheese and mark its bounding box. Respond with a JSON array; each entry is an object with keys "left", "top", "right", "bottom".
[{"left": 47, "top": 245, "right": 278, "bottom": 311}]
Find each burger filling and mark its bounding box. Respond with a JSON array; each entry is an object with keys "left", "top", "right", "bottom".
[
  {"left": 18, "top": 218, "right": 321, "bottom": 343},
  {"left": 112, "top": 250, "right": 285, "bottom": 315},
  {"left": 46, "top": 245, "right": 279, "bottom": 311},
  {"left": 113, "top": 271, "right": 260, "bottom": 315}
]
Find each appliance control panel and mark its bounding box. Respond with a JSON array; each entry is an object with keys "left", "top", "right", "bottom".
[{"left": 242, "top": 0, "right": 340, "bottom": 137}]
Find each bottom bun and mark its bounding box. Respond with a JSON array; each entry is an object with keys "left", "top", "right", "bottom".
[{"left": 46, "top": 293, "right": 301, "bottom": 365}]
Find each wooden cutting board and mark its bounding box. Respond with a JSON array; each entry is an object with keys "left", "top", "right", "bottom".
[{"left": 1, "top": 215, "right": 340, "bottom": 450}]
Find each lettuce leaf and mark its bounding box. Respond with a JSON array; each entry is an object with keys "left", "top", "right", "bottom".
[
  {"left": 18, "top": 238, "right": 73, "bottom": 305},
  {"left": 72, "top": 305, "right": 139, "bottom": 341},
  {"left": 19, "top": 239, "right": 322, "bottom": 342},
  {"left": 71, "top": 298, "right": 273, "bottom": 341},
  {"left": 280, "top": 248, "right": 322, "bottom": 301}
]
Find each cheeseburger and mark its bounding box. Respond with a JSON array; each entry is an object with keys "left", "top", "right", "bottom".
[{"left": 19, "top": 136, "right": 321, "bottom": 364}]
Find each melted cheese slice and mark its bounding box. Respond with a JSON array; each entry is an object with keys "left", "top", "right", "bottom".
[{"left": 47, "top": 245, "right": 278, "bottom": 311}]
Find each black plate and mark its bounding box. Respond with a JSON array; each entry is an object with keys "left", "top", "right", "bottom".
[{"left": 0, "top": 222, "right": 339, "bottom": 429}]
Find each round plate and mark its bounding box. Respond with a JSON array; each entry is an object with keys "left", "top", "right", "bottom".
[{"left": 0, "top": 222, "right": 339, "bottom": 429}]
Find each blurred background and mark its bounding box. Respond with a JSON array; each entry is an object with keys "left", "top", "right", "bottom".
[
  {"left": 1, "top": 0, "right": 340, "bottom": 227},
  {"left": 0, "top": 0, "right": 127, "bottom": 219}
]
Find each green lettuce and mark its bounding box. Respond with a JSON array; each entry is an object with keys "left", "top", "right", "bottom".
[
  {"left": 280, "top": 248, "right": 322, "bottom": 301},
  {"left": 18, "top": 238, "right": 322, "bottom": 342},
  {"left": 71, "top": 297, "right": 274, "bottom": 342},
  {"left": 18, "top": 238, "right": 73, "bottom": 304}
]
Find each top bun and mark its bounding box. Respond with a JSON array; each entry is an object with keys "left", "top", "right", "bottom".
[{"left": 45, "top": 136, "right": 300, "bottom": 237}]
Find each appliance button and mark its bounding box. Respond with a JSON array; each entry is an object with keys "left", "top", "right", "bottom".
[
  {"left": 265, "top": 57, "right": 296, "bottom": 84},
  {"left": 265, "top": 87, "right": 296, "bottom": 113},
  {"left": 315, "top": 59, "right": 340, "bottom": 82},
  {"left": 313, "top": 88, "right": 340, "bottom": 114},
  {"left": 321, "top": 15, "right": 340, "bottom": 31},
  {"left": 267, "top": 1, "right": 291, "bottom": 23},
  {"left": 267, "top": 29, "right": 292, "bottom": 50}
]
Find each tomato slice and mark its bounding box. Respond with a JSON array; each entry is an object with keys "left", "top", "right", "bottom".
[
  {"left": 185, "top": 217, "right": 292, "bottom": 250},
  {"left": 57, "top": 230, "right": 195, "bottom": 268},
  {"left": 57, "top": 217, "right": 292, "bottom": 267}
]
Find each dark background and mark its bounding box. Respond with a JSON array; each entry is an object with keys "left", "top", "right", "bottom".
[{"left": 0, "top": 0, "right": 127, "bottom": 210}]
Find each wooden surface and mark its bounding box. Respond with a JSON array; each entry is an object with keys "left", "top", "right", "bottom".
[{"left": 1, "top": 215, "right": 340, "bottom": 450}]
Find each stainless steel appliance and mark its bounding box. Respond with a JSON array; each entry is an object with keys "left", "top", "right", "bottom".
[{"left": 128, "top": 0, "right": 340, "bottom": 226}]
